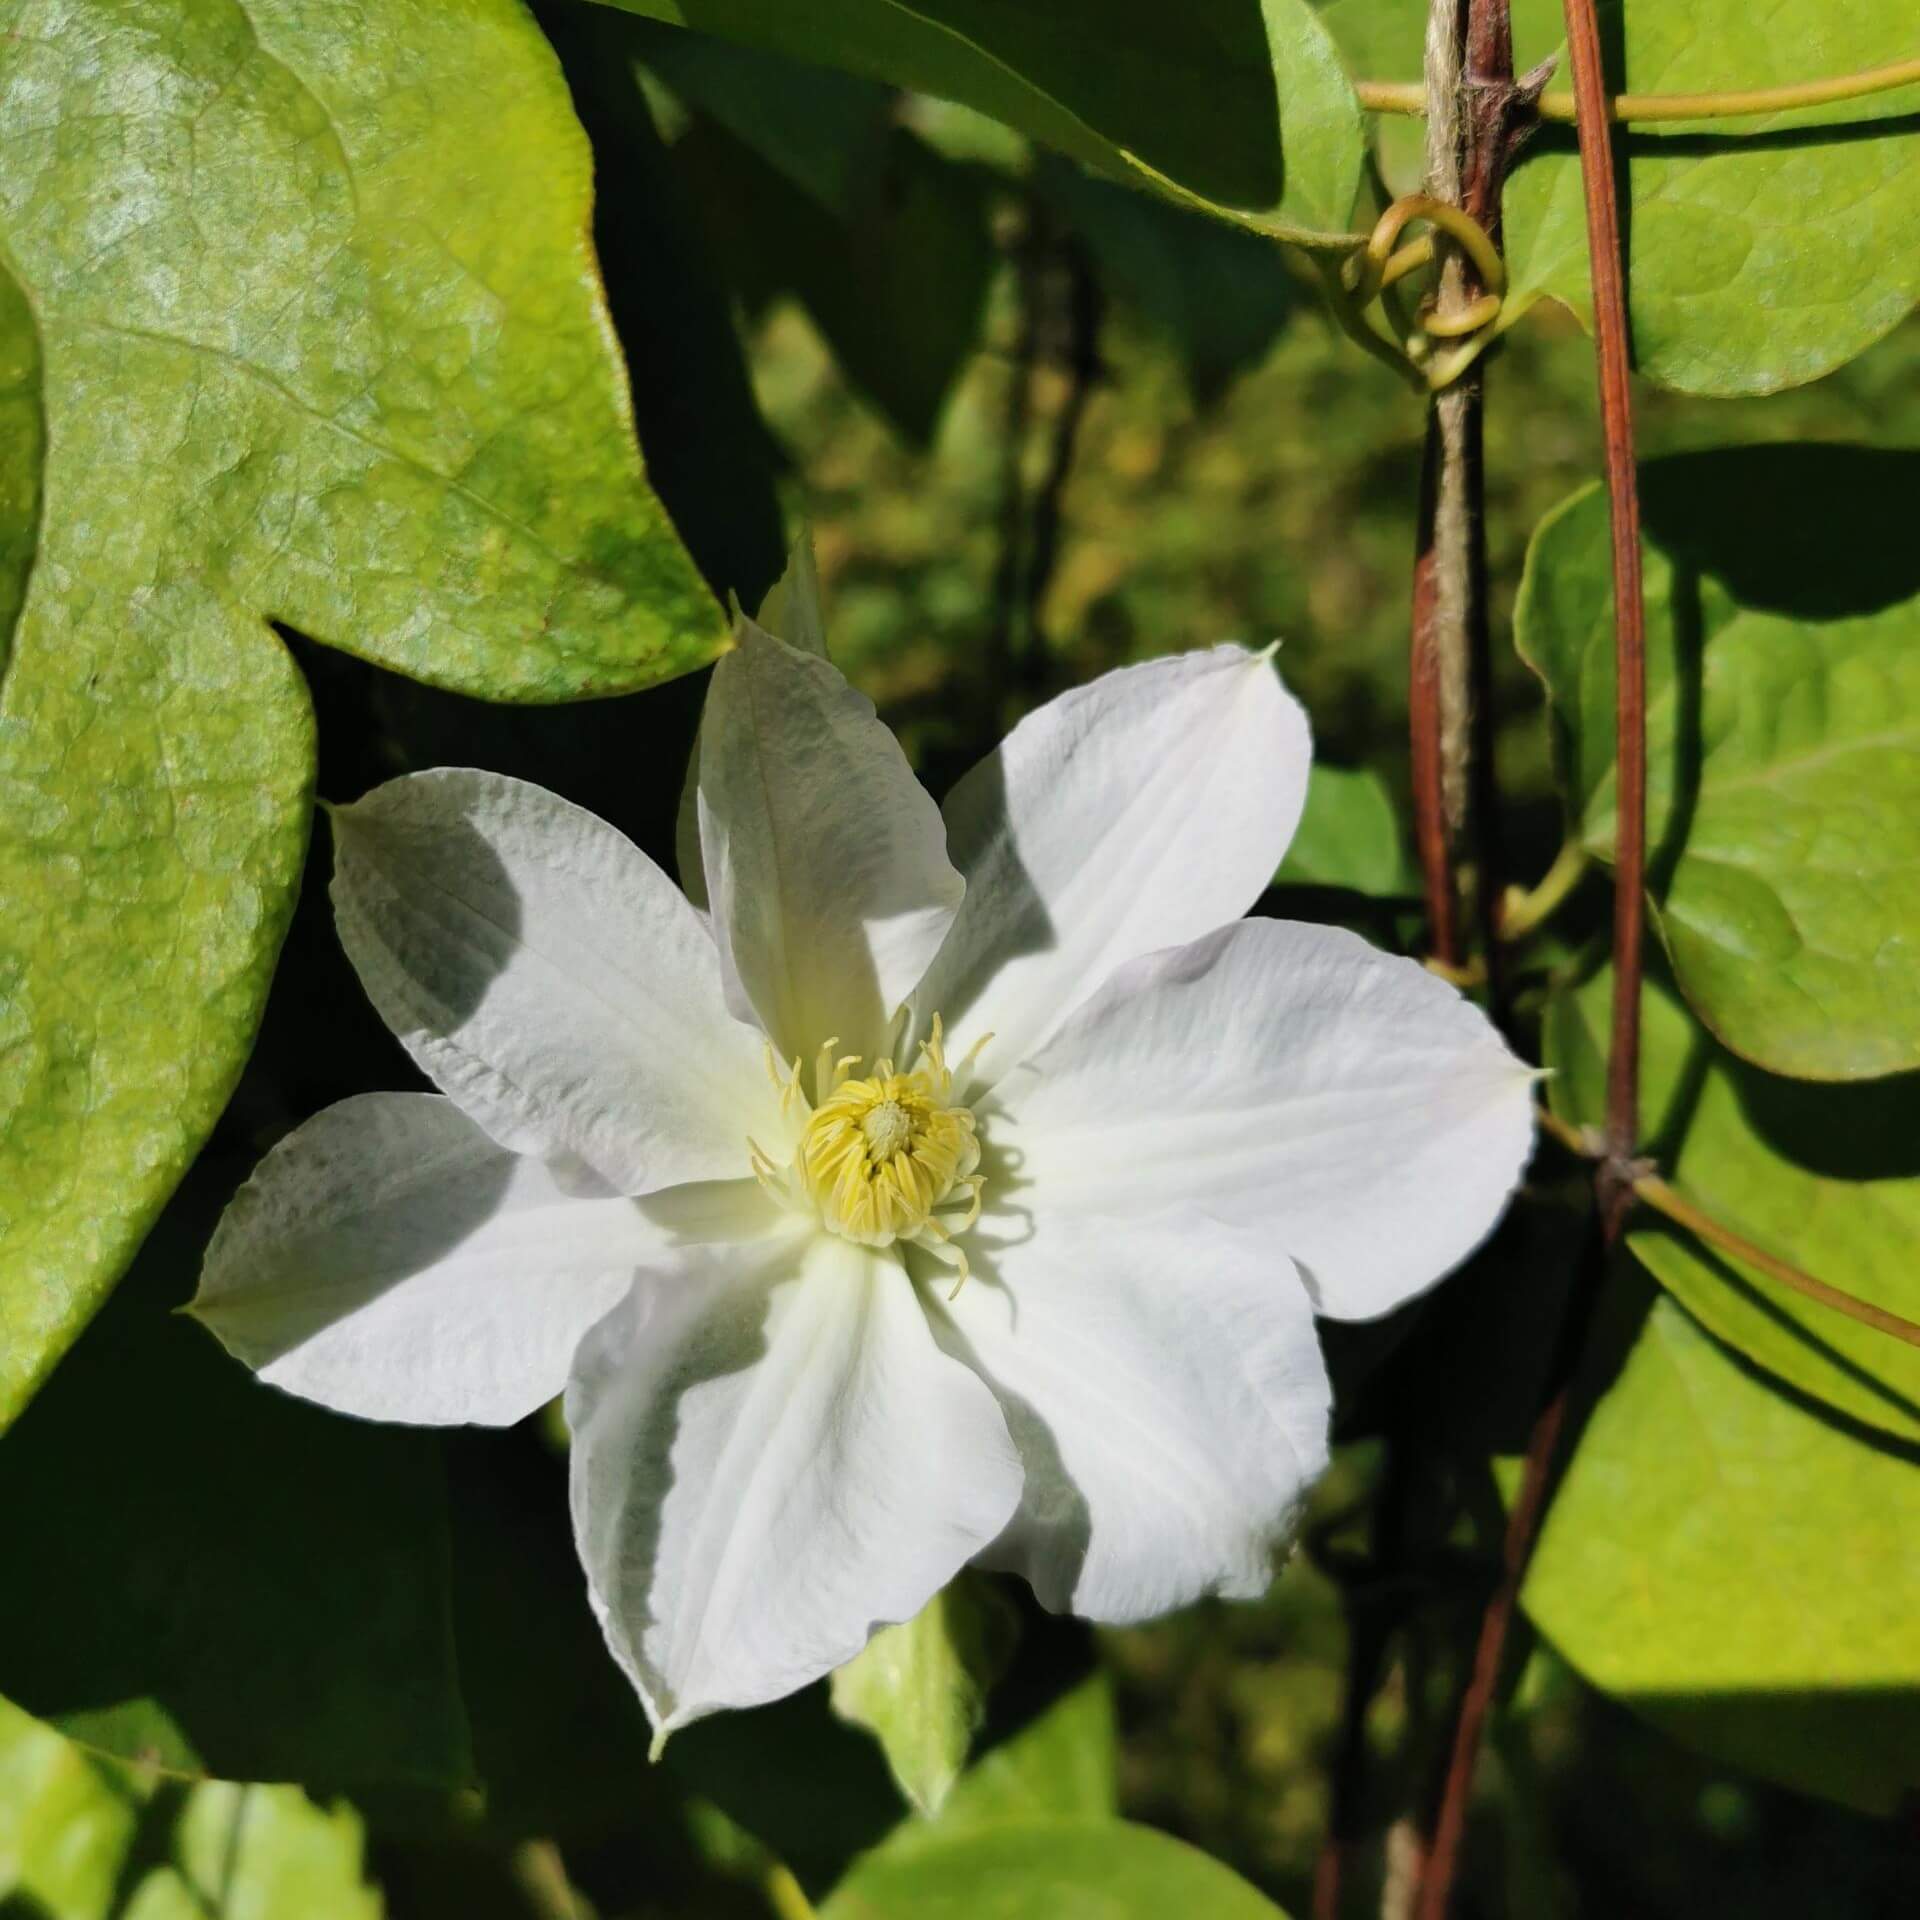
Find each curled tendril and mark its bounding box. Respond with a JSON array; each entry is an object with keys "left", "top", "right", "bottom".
[{"left": 1337, "top": 195, "right": 1511, "bottom": 392}]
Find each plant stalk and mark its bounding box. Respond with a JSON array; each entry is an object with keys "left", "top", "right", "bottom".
[{"left": 1413, "top": 0, "right": 1646, "bottom": 1910}]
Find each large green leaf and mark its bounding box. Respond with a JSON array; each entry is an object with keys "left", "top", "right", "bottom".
[
  {"left": 592, "top": 0, "right": 1366, "bottom": 244},
  {"left": 0, "top": 1175, "right": 471, "bottom": 1791},
  {"left": 821, "top": 1819, "right": 1290, "bottom": 1920},
  {"left": 1524, "top": 1297, "right": 1920, "bottom": 1814},
  {"left": 1515, "top": 447, "right": 1920, "bottom": 1080},
  {"left": 1501, "top": 1, "right": 1920, "bottom": 395},
  {"left": 1547, "top": 966, "right": 1920, "bottom": 1444},
  {"left": 0, "top": 0, "right": 725, "bottom": 1430},
  {"left": 0, "top": 1699, "right": 381, "bottom": 1920}
]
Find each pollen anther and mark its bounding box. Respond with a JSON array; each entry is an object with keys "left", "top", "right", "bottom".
[{"left": 758, "top": 1014, "right": 986, "bottom": 1271}]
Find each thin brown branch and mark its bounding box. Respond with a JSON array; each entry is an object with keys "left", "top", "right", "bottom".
[{"left": 1414, "top": 2, "right": 1644, "bottom": 1912}]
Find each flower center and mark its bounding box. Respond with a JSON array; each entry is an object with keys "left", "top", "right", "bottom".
[{"left": 749, "top": 1016, "right": 987, "bottom": 1294}]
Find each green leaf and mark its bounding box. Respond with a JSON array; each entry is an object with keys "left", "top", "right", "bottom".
[
  {"left": 1515, "top": 446, "right": 1920, "bottom": 1080},
  {"left": 822, "top": 1819, "right": 1291, "bottom": 1920},
  {"left": 0, "top": 1174, "right": 471, "bottom": 1791},
  {"left": 829, "top": 1577, "right": 1020, "bottom": 1816},
  {"left": 1273, "top": 763, "right": 1417, "bottom": 896},
  {"left": 1523, "top": 1296, "right": 1920, "bottom": 1814},
  {"left": 0, "top": 1700, "right": 381, "bottom": 1920},
  {"left": 1500, "top": 2, "right": 1920, "bottom": 394},
  {"left": 630, "top": 14, "right": 894, "bottom": 216},
  {"left": 1036, "top": 159, "right": 1305, "bottom": 407},
  {"left": 592, "top": 0, "right": 1366, "bottom": 244},
  {"left": 866, "top": 1674, "right": 1118, "bottom": 1860},
  {"left": 0, "top": 0, "right": 725, "bottom": 1431},
  {"left": 1546, "top": 966, "right": 1920, "bottom": 1444}
]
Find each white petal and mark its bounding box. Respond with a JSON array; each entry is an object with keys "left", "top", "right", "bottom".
[
  {"left": 991, "top": 919, "right": 1536, "bottom": 1322},
  {"left": 927, "top": 1208, "right": 1329, "bottom": 1622},
  {"left": 678, "top": 534, "right": 829, "bottom": 908},
  {"left": 329, "top": 768, "right": 777, "bottom": 1195},
  {"left": 910, "top": 645, "right": 1310, "bottom": 1086},
  {"left": 567, "top": 1232, "right": 1022, "bottom": 1737},
  {"left": 191, "top": 1095, "right": 772, "bottom": 1426},
  {"left": 698, "top": 623, "right": 963, "bottom": 1062}
]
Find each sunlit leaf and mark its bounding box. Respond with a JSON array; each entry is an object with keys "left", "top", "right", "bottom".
[
  {"left": 1501, "top": 1, "right": 1920, "bottom": 395},
  {"left": 1546, "top": 965, "right": 1920, "bottom": 1444},
  {"left": 1516, "top": 446, "right": 1920, "bottom": 1080},
  {"left": 821, "top": 1818, "right": 1292, "bottom": 1919},
  {"left": 1524, "top": 1297, "right": 1920, "bottom": 1814},
  {"left": 0, "top": 0, "right": 724, "bottom": 1429},
  {"left": 0, "top": 1700, "right": 381, "bottom": 1920}
]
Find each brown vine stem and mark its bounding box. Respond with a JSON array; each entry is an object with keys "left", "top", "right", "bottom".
[
  {"left": 1414, "top": 2, "right": 1645, "bottom": 1913},
  {"left": 1358, "top": 54, "right": 1920, "bottom": 123}
]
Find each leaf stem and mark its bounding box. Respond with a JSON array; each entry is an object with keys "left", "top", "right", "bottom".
[
  {"left": 1533, "top": 1107, "right": 1920, "bottom": 1350},
  {"left": 764, "top": 1864, "right": 820, "bottom": 1920},
  {"left": 1635, "top": 1175, "right": 1920, "bottom": 1349},
  {"left": 1356, "top": 55, "right": 1920, "bottom": 123},
  {"left": 1497, "top": 841, "right": 1589, "bottom": 942}
]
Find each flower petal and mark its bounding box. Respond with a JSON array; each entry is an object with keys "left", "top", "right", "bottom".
[
  {"left": 678, "top": 533, "right": 829, "bottom": 909},
  {"left": 990, "top": 919, "right": 1536, "bottom": 1322},
  {"left": 192, "top": 1095, "right": 773, "bottom": 1426},
  {"left": 329, "top": 768, "right": 776, "bottom": 1194},
  {"left": 567, "top": 1232, "right": 1022, "bottom": 1737},
  {"left": 699, "top": 623, "right": 963, "bottom": 1062},
  {"left": 927, "top": 1209, "right": 1329, "bottom": 1622},
  {"left": 911, "top": 645, "right": 1310, "bottom": 1087}
]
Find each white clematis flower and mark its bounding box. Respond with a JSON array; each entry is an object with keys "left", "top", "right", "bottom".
[{"left": 192, "top": 545, "right": 1535, "bottom": 1745}]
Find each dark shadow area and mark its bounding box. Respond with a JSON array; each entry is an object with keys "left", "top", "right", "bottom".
[
  {"left": 537, "top": 2, "right": 787, "bottom": 610},
  {"left": 0, "top": 1164, "right": 472, "bottom": 1793},
  {"left": 1638, "top": 445, "right": 1920, "bottom": 618}
]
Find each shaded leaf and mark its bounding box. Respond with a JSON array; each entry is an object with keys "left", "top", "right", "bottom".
[
  {"left": 1516, "top": 447, "right": 1920, "bottom": 1079},
  {"left": 0, "top": 1173, "right": 471, "bottom": 1791},
  {"left": 678, "top": 116, "right": 998, "bottom": 444},
  {"left": 1524, "top": 1297, "right": 1920, "bottom": 1814},
  {"left": 1037, "top": 159, "right": 1304, "bottom": 407},
  {"left": 1546, "top": 965, "right": 1920, "bottom": 1444},
  {"left": 830, "top": 1577, "right": 1020, "bottom": 1816},
  {"left": 0, "top": 0, "right": 723, "bottom": 1429},
  {"left": 592, "top": 0, "right": 1366, "bottom": 244}
]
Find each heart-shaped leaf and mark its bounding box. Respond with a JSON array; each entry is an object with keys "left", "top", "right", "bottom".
[
  {"left": 1525, "top": 1296, "right": 1920, "bottom": 1814},
  {"left": 1517, "top": 446, "right": 1920, "bottom": 1080},
  {"left": 0, "top": 0, "right": 724, "bottom": 1427}
]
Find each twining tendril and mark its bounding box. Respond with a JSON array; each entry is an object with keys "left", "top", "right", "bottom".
[{"left": 1337, "top": 196, "right": 1511, "bottom": 391}]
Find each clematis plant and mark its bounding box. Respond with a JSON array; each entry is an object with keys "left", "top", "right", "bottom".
[{"left": 192, "top": 543, "right": 1534, "bottom": 1748}]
